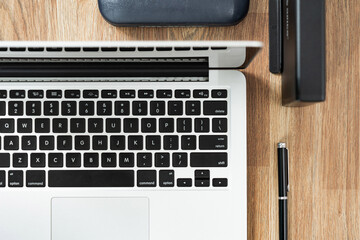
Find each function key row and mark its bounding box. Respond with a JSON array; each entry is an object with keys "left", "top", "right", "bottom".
[{"left": 0, "top": 89, "right": 228, "bottom": 99}]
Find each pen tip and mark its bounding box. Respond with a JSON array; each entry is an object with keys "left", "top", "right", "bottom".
[{"left": 278, "top": 142, "right": 286, "bottom": 148}]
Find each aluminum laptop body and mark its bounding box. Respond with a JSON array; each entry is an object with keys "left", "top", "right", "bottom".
[{"left": 0, "top": 41, "right": 262, "bottom": 240}]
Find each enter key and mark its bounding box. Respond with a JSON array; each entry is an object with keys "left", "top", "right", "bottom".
[{"left": 199, "top": 135, "right": 227, "bottom": 150}]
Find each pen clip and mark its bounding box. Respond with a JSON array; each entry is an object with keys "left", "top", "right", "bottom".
[{"left": 286, "top": 148, "right": 290, "bottom": 192}]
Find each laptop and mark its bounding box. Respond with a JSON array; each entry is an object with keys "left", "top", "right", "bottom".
[{"left": 0, "top": 41, "right": 262, "bottom": 240}]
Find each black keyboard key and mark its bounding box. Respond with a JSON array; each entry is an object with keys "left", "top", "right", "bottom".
[
  {"left": 193, "top": 90, "right": 209, "bottom": 98},
  {"left": 199, "top": 135, "right": 227, "bottom": 150},
  {"left": 177, "top": 118, "right": 192, "bottom": 133},
  {"left": 62, "top": 101, "right": 77, "bottom": 116},
  {"left": 146, "top": 136, "right": 161, "bottom": 150},
  {"left": 120, "top": 90, "right": 136, "bottom": 98},
  {"left": 75, "top": 136, "right": 90, "bottom": 150},
  {"left": 212, "top": 89, "right": 228, "bottom": 98},
  {"left": 26, "top": 101, "right": 42, "bottom": 115},
  {"left": 168, "top": 101, "right": 183, "bottom": 115},
  {"left": 65, "top": 90, "right": 81, "bottom": 98},
  {"left": 195, "top": 179, "right": 210, "bottom": 187},
  {"left": 137, "top": 170, "right": 156, "bottom": 187},
  {"left": 10, "top": 90, "right": 25, "bottom": 98},
  {"left": 110, "top": 136, "right": 125, "bottom": 150},
  {"left": 88, "top": 118, "right": 103, "bottom": 133},
  {"left": 84, "top": 153, "right": 99, "bottom": 168},
  {"left": 213, "top": 178, "right": 228, "bottom": 187},
  {"left": 0, "top": 119, "right": 14, "bottom": 133},
  {"left": 101, "top": 153, "right": 117, "bottom": 167},
  {"left": 124, "top": 118, "right": 138, "bottom": 133},
  {"left": 159, "top": 170, "right": 174, "bottom": 187},
  {"left": 28, "top": 90, "right": 44, "bottom": 99},
  {"left": 155, "top": 153, "right": 170, "bottom": 167},
  {"left": 190, "top": 153, "right": 228, "bottom": 167},
  {"left": 57, "top": 136, "right": 72, "bottom": 150},
  {"left": 172, "top": 153, "right": 188, "bottom": 167},
  {"left": 141, "top": 118, "right": 156, "bottom": 133},
  {"left": 203, "top": 101, "right": 227, "bottom": 115},
  {"left": 93, "top": 136, "right": 108, "bottom": 150},
  {"left": 138, "top": 90, "right": 154, "bottom": 98},
  {"left": 163, "top": 136, "right": 178, "bottom": 150},
  {"left": 137, "top": 153, "right": 152, "bottom": 167},
  {"left": 66, "top": 153, "right": 81, "bottom": 167},
  {"left": 0, "top": 171, "right": 5, "bottom": 187},
  {"left": 0, "top": 101, "right": 5, "bottom": 116},
  {"left": 48, "top": 170, "right": 134, "bottom": 187},
  {"left": 195, "top": 170, "right": 210, "bottom": 179},
  {"left": 39, "top": 136, "right": 55, "bottom": 150},
  {"left": 0, "top": 153, "right": 10, "bottom": 168},
  {"left": 175, "top": 90, "right": 190, "bottom": 98},
  {"left": 44, "top": 101, "right": 59, "bottom": 116},
  {"left": 47, "top": 90, "right": 62, "bottom": 98},
  {"left": 186, "top": 101, "right": 201, "bottom": 115},
  {"left": 150, "top": 101, "right": 165, "bottom": 115},
  {"left": 4, "top": 136, "right": 19, "bottom": 150},
  {"left": 132, "top": 101, "right": 147, "bottom": 115},
  {"left": 83, "top": 90, "right": 99, "bottom": 98},
  {"left": 17, "top": 118, "right": 32, "bottom": 133},
  {"left": 35, "top": 118, "right": 50, "bottom": 133},
  {"left": 26, "top": 170, "right": 46, "bottom": 187},
  {"left": 212, "top": 118, "right": 228, "bottom": 132},
  {"left": 53, "top": 119, "right": 68, "bottom": 133},
  {"left": 102, "top": 90, "right": 117, "bottom": 98},
  {"left": 106, "top": 118, "right": 121, "bottom": 133},
  {"left": 8, "top": 170, "right": 23, "bottom": 187},
  {"left": 71, "top": 118, "right": 86, "bottom": 133},
  {"left": 48, "top": 153, "right": 64, "bottom": 168},
  {"left": 31, "top": 153, "right": 46, "bottom": 167},
  {"left": 79, "top": 101, "right": 94, "bottom": 116},
  {"left": 0, "top": 90, "right": 7, "bottom": 98},
  {"left": 128, "top": 136, "right": 143, "bottom": 150},
  {"left": 177, "top": 178, "right": 192, "bottom": 187},
  {"left": 181, "top": 136, "right": 196, "bottom": 150},
  {"left": 159, "top": 118, "right": 174, "bottom": 133},
  {"left": 22, "top": 136, "right": 37, "bottom": 150},
  {"left": 195, "top": 118, "right": 210, "bottom": 132},
  {"left": 97, "top": 101, "right": 112, "bottom": 116},
  {"left": 115, "top": 101, "right": 130, "bottom": 115},
  {"left": 8, "top": 101, "right": 23, "bottom": 115},
  {"left": 119, "top": 153, "right": 134, "bottom": 167},
  {"left": 157, "top": 90, "right": 172, "bottom": 98}
]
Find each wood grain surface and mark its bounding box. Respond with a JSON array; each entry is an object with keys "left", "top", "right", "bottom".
[{"left": 0, "top": 0, "right": 359, "bottom": 239}]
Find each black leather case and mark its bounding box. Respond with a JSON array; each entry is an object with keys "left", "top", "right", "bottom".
[{"left": 98, "top": 0, "right": 249, "bottom": 26}]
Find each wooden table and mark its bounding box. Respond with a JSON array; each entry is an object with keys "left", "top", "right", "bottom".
[{"left": 1, "top": 0, "right": 359, "bottom": 239}]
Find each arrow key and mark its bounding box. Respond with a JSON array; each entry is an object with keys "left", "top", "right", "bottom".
[{"left": 177, "top": 178, "right": 192, "bottom": 187}]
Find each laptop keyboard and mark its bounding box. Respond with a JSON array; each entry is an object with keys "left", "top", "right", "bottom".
[{"left": 0, "top": 89, "right": 229, "bottom": 188}]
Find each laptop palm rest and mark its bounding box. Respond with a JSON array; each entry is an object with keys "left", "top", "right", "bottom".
[{"left": 51, "top": 197, "right": 149, "bottom": 240}]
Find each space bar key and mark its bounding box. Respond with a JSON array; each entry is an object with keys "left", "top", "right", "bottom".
[{"left": 48, "top": 170, "right": 135, "bottom": 187}]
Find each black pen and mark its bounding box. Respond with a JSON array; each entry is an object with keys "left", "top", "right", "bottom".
[{"left": 278, "top": 143, "right": 289, "bottom": 240}]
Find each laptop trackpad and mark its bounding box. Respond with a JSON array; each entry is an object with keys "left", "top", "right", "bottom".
[{"left": 51, "top": 198, "right": 149, "bottom": 240}]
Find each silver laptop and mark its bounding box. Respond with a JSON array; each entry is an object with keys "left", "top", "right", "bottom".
[{"left": 0, "top": 41, "right": 262, "bottom": 240}]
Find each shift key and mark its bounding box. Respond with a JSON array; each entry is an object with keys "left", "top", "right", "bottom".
[{"left": 190, "top": 153, "right": 228, "bottom": 167}]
